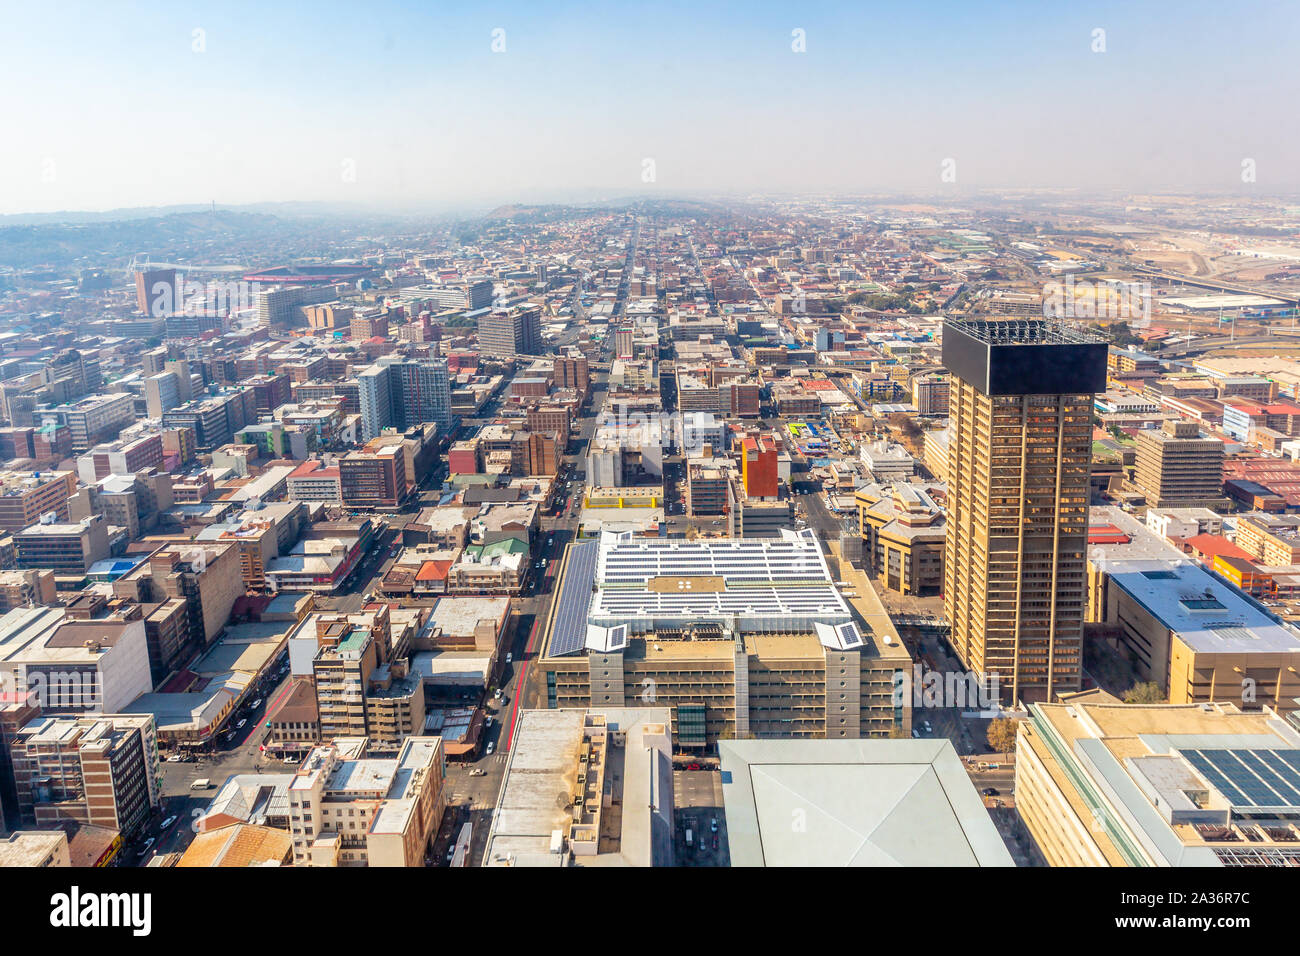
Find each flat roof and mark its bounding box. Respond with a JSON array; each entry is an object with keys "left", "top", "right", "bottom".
[
  {"left": 1107, "top": 558, "right": 1300, "bottom": 655},
  {"left": 718, "top": 738, "right": 1013, "bottom": 867}
]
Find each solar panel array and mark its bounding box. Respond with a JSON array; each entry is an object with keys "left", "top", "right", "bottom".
[
  {"left": 549, "top": 541, "right": 599, "bottom": 657},
  {"left": 590, "top": 536, "right": 851, "bottom": 622},
  {"left": 1181, "top": 748, "right": 1300, "bottom": 810}
]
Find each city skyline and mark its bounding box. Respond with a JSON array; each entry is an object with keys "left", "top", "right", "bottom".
[{"left": 3, "top": 0, "right": 1299, "bottom": 215}]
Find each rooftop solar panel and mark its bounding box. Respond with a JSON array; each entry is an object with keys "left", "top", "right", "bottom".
[
  {"left": 1182, "top": 748, "right": 1300, "bottom": 810},
  {"left": 549, "top": 541, "right": 599, "bottom": 657}
]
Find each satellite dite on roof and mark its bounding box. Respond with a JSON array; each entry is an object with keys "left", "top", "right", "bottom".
[
  {"left": 814, "top": 621, "right": 865, "bottom": 651},
  {"left": 585, "top": 623, "right": 628, "bottom": 653}
]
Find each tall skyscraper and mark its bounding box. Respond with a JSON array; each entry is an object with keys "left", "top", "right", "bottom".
[
  {"left": 394, "top": 357, "right": 452, "bottom": 435},
  {"left": 357, "top": 362, "right": 395, "bottom": 442},
  {"left": 357, "top": 356, "right": 452, "bottom": 442},
  {"left": 135, "top": 268, "right": 178, "bottom": 317},
  {"left": 941, "top": 319, "right": 1107, "bottom": 705}
]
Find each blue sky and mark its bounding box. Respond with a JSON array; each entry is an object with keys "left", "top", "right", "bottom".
[{"left": 1, "top": 0, "right": 1297, "bottom": 214}]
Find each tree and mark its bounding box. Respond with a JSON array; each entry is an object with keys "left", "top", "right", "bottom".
[
  {"left": 1122, "top": 681, "right": 1163, "bottom": 704},
  {"left": 986, "top": 717, "right": 1020, "bottom": 755}
]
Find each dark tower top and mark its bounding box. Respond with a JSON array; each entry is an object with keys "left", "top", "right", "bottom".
[{"left": 941, "top": 319, "right": 1108, "bottom": 396}]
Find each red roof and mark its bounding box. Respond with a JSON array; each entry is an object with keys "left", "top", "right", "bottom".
[
  {"left": 416, "top": 560, "right": 452, "bottom": 581},
  {"left": 1087, "top": 524, "right": 1130, "bottom": 545},
  {"left": 1184, "top": 533, "right": 1253, "bottom": 561}
]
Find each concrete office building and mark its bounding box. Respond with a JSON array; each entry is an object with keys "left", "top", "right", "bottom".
[
  {"left": 76, "top": 434, "right": 164, "bottom": 484},
  {"left": 1133, "top": 419, "right": 1227, "bottom": 509},
  {"left": 14, "top": 513, "right": 110, "bottom": 575},
  {"left": 942, "top": 319, "right": 1107, "bottom": 705},
  {"left": 538, "top": 530, "right": 912, "bottom": 746},
  {"left": 911, "top": 373, "right": 950, "bottom": 416},
  {"left": 477, "top": 309, "right": 541, "bottom": 360},
  {"left": 483, "top": 708, "right": 674, "bottom": 867},
  {"left": 1016, "top": 691, "right": 1300, "bottom": 867},
  {"left": 143, "top": 371, "right": 183, "bottom": 420},
  {"left": 0, "top": 832, "right": 70, "bottom": 867},
  {"left": 39, "top": 393, "right": 136, "bottom": 453},
  {"left": 135, "top": 268, "right": 178, "bottom": 317},
  {"left": 340, "top": 445, "right": 407, "bottom": 509},
  {"left": 1099, "top": 558, "right": 1300, "bottom": 715},
  {"left": 855, "top": 482, "right": 946, "bottom": 596},
  {"left": 111, "top": 543, "right": 244, "bottom": 661},
  {"left": 0, "top": 470, "right": 78, "bottom": 532},
  {"left": 554, "top": 354, "right": 591, "bottom": 394}
]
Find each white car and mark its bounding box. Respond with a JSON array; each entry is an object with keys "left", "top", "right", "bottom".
[
  {"left": 486, "top": 742, "right": 495, "bottom": 755},
  {"left": 236, "top": 719, "right": 247, "bottom": 730},
  {"left": 251, "top": 698, "right": 263, "bottom": 710},
  {"left": 161, "top": 816, "right": 177, "bottom": 830}
]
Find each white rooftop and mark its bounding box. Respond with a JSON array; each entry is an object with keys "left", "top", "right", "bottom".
[
  {"left": 1107, "top": 558, "right": 1300, "bottom": 655},
  {"left": 719, "top": 739, "right": 1014, "bottom": 867}
]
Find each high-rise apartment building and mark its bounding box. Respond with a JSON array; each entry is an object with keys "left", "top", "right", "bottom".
[
  {"left": 9, "top": 714, "right": 161, "bottom": 838},
  {"left": 942, "top": 319, "right": 1107, "bottom": 705},
  {"left": 287, "top": 736, "right": 445, "bottom": 867},
  {"left": 357, "top": 356, "right": 452, "bottom": 441}
]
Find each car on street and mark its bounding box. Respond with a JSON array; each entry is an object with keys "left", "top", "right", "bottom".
[
  {"left": 166, "top": 753, "right": 184, "bottom": 762},
  {"left": 137, "top": 837, "right": 155, "bottom": 857},
  {"left": 251, "top": 698, "right": 263, "bottom": 710},
  {"left": 236, "top": 718, "right": 247, "bottom": 730},
  {"left": 486, "top": 742, "right": 495, "bottom": 755},
  {"left": 161, "top": 816, "right": 177, "bottom": 830},
  {"left": 710, "top": 818, "right": 718, "bottom": 833},
  {"left": 469, "top": 768, "right": 486, "bottom": 776},
  {"left": 981, "top": 787, "right": 1000, "bottom": 797}
]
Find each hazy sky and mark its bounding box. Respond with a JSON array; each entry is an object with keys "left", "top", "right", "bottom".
[{"left": 1, "top": 0, "right": 1298, "bottom": 215}]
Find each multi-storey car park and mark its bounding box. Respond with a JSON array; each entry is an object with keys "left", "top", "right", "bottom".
[{"left": 537, "top": 529, "right": 911, "bottom": 747}]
